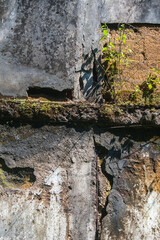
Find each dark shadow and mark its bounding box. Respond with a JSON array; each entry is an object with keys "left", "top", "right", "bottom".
[
  {"left": 104, "top": 23, "right": 160, "bottom": 30},
  {"left": 121, "top": 139, "right": 134, "bottom": 154},
  {"left": 107, "top": 148, "right": 121, "bottom": 161},
  {"left": 27, "top": 87, "right": 73, "bottom": 101},
  {"left": 80, "top": 48, "right": 104, "bottom": 102},
  {"left": 0, "top": 158, "right": 36, "bottom": 187}
]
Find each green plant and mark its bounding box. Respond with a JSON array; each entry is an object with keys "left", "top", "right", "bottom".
[
  {"left": 100, "top": 24, "right": 132, "bottom": 102},
  {"left": 135, "top": 66, "right": 160, "bottom": 103}
]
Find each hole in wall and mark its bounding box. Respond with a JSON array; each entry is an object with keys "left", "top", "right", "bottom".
[
  {"left": 0, "top": 158, "right": 36, "bottom": 189},
  {"left": 79, "top": 76, "right": 84, "bottom": 91},
  {"left": 27, "top": 87, "right": 73, "bottom": 101},
  {"left": 95, "top": 143, "right": 109, "bottom": 159},
  {"left": 93, "top": 59, "right": 98, "bottom": 83}
]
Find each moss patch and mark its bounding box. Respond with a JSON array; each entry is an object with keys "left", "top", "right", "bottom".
[
  {"left": 103, "top": 89, "right": 160, "bottom": 106},
  {"left": 0, "top": 159, "right": 36, "bottom": 189}
]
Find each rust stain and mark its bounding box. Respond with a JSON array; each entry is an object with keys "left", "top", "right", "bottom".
[
  {"left": 34, "top": 185, "right": 52, "bottom": 206},
  {"left": 125, "top": 152, "right": 160, "bottom": 197}
]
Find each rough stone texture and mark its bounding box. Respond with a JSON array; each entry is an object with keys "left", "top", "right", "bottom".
[
  {"left": 0, "top": 0, "right": 77, "bottom": 96},
  {"left": 101, "top": 0, "right": 160, "bottom": 23},
  {"left": 0, "top": 100, "right": 160, "bottom": 239},
  {"left": 0, "top": 1, "right": 160, "bottom": 239},
  {"left": 95, "top": 128, "right": 160, "bottom": 240},
  {"left": 0, "top": 122, "right": 160, "bottom": 239},
  {"left": 0, "top": 100, "right": 160, "bottom": 127},
  {"left": 0, "top": 125, "right": 96, "bottom": 240},
  {"left": 0, "top": 0, "right": 101, "bottom": 100}
]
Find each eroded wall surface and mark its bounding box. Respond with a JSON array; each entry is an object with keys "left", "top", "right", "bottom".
[
  {"left": 95, "top": 128, "right": 160, "bottom": 240},
  {"left": 0, "top": 125, "right": 96, "bottom": 240},
  {"left": 0, "top": 0, "right": 101, "bottom": 99},
  {"left": 0, "top": 123, "right": 160, "bottom": 240},
  {"left": 0, "top": 0, "right": 77, "bottom": 96}
]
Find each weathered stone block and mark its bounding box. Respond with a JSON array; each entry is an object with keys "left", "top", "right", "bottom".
[
  {"left": 0, "top": 0, "right": 77, "bottom": 97},
  {"left": 0, "top": 0, "right": 101, "bottom": 99}
]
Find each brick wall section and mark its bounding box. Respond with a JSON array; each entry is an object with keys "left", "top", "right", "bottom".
[{"left": 102, "top": 25, "right": 160, "bottom": 91}]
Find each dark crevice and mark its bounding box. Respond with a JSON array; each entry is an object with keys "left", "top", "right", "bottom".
[
  {"left": 99, "top": 159, "right": 113, "bottom": 225},
  {"left": 27, "top": 87, "right": 73, "bottom": 101},
  {"left": 101, "top": 159, "right": 114, "bottom": 188},
  {"left": 93, "top": 58, "right": 98, "bottom": 83},
  {"left": 151, "top": 158, "right": 156, "bottom": 173},
  {"left": 94, "top": 142, "right": 114, "bottom": 240},
  {"left": 95, "top": 158, "right": 114, "bottom": 239},
  {"left": 0, "top": 158, "right": 36, "bottom": 188},
  {"left": 95, "top": 155, "right": 99, "bottom": 240},
  {"left": 98, "top": 159, "right": 113, "bottom": 240},
  {"left": 94, "top": 143, "right": 109, "bottom": 159},
  {"left": 100, "top": 196, "right": 109, "bottom": 223},
  {"left": 79, "top": 76, "right": 84, "bottom": 91},
  {"left": 101, "top": 23, "right": 160, "bottom": 30}
]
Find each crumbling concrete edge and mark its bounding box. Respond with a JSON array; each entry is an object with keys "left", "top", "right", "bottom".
[{"left": 0, "top": 99, "right": 159, "bottom": 127}]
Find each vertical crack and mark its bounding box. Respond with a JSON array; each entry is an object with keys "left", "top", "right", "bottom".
[
  {"left": 94, "top": 141, "right": 113, "bottom": 240},
  {"left": 95, "top": 154, "right": 100, "bottom": 240},
  {"left": 100, "top": 159, "right": 113, "bottom": 222}
]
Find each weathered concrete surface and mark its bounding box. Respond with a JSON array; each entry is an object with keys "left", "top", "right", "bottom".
[
  {"left": 0, "top": 0, "right": 101, "bottom": 100},
  {"left": 0, "top": 122, "right": 160, "bottom": 239},
  {"left": 95, "top": 128, "right": 160, "bottom": 240},
  {"left": 0, "top": 0, "right": 77, "bottom": 96},
  {"left": 101, "top": 0, "right": 160, "bottom": 23},
  {"left": 0, "top": 125, "right": 96, "bottom": 240}
]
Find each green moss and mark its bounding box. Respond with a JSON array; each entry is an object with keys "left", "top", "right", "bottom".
[
  {"left": 0, "top": 98, "right": 159, "bottom": 126},
  {"left": 0, "top": 169, "right": 14, "bottom": 188},
  {"left": 17, "top": 101, "right": 63, "bottom": 117},
  {"left": 38, "top": 103, "right": 52, "bottom": 113},
  {"left": 101, "top": 104, "right": 124, "bottom": 117},
  {"left": 103, "top": 105, "right": 114, "bottom": 115},
  {"left": 102, "top": 89, "right": 160, "bottom": 106},
  {"left": 18, "top": 101, "right": 35, "bottom": 120}
]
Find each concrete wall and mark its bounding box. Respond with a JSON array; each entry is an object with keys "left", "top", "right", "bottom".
[
  {"left": 0, "top": 125, "right": 96, "bottom": 240},
  {"left": 0, "top": 123, "right": 160, "bottom": 240},
  {"left": 101, "top": 0, "right": 160, "bottom": 23},
  {"left": 0, "top": 0, "right": 101, "bottom": 99}
]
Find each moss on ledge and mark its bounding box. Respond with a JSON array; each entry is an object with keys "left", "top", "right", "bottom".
[
  {"left": 103, "top": 90, "right": 160, "bottom": 106},
  {"left": 0, "top": 99, "right": 159, "bottom": 127}
]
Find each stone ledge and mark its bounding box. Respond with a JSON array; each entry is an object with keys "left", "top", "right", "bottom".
[{"left": 0, "top": 99, "right": 159, "bottom": 127}]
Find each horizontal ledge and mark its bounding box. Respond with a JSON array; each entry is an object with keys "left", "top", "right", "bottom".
[{"left": 0, "top": 99, "right": 159, "bottom": 127}]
